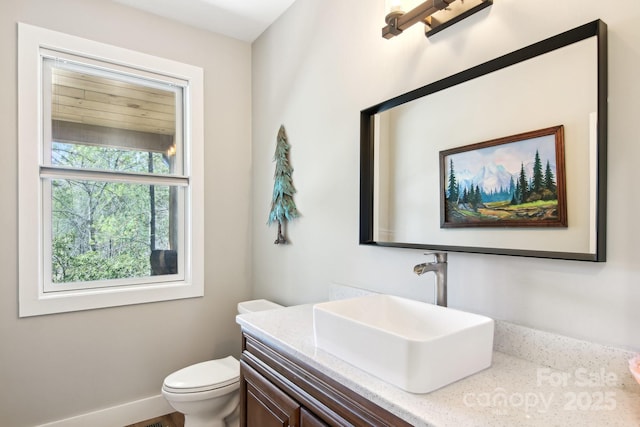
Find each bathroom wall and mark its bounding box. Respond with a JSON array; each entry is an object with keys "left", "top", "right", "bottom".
[
  {"left": 0, "top": 1, "right": 252, "bottom": 425},
  {"left": 251, "top": 0, "right": 640, "bottom": 351}
]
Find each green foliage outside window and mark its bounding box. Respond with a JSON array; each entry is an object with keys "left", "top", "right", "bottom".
[{"left": 51, "top": 143, "right": 172, "bottom": 283}]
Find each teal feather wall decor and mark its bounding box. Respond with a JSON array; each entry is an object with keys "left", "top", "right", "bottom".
[{"left": 268, "top": 125, "right": 299, "bottom": 244}]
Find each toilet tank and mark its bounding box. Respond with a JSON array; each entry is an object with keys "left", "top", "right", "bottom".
[{"left": 237, "top": 299, "right": 283, "bottom": 314}]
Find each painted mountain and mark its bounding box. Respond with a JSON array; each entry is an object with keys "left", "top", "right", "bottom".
[
  {"left": 458, "top": 162, "right": 514, "bottom": 193},
  {"left": 456, "top": 161, "right": 557, "bottom": 203}
]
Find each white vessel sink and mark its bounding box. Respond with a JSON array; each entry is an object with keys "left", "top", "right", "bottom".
[{"left": 313, "top": 294, "right": 494, "bottom": 393}]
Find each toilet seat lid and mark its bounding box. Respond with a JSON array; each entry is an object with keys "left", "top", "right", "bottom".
[{"left": 163, "top": 356, "right": 240, "bottom": 393}]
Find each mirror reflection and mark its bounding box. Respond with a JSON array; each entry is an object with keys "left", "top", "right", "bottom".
[{"left": 361, "top": 21, "right": 607, "bottom": 261}]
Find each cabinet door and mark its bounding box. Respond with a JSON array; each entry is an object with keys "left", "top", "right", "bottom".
[
  {"left": 242, "top": 361, "right": 300, "bottom": 426},
  {"left": 301, "top": 408, "right": 329, "bottom": 427}
]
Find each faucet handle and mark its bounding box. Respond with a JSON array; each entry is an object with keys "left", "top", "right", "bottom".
[{"left": 423, "top": 252, "right": 447, "bottom": 263}]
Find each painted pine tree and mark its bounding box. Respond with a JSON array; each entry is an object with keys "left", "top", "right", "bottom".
[{"left": 268, "top": 125, "right": 299, "bottom": 244}]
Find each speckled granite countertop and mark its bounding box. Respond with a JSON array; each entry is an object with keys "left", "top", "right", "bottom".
[{"left": 237, "top": 304, "right": 640, "bottom": 427}]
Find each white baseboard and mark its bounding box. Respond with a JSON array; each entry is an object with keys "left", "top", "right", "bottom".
[{"left": 36, "top": 394, "right": 173, "bottom": 427}]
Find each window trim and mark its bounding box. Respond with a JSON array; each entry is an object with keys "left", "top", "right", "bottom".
[{"left": 18, "top": 23, "right": 204, "bottom": 317}]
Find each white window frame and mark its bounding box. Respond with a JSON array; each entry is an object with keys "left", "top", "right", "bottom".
[{"left": 18, "top": 23, "right": 204, "bottom": 317}]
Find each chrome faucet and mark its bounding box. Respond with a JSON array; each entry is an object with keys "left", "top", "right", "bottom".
[{"left": 413, "top": 252, "right": 448, "bottom": 307}]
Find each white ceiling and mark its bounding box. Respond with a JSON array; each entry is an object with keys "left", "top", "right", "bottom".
[{"left": 111, "top": 0, "right": 297, "bottom": 42}]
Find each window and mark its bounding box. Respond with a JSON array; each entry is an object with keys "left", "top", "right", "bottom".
[{"left": 18, "top": 23, "right": 204, "bottom": 316}]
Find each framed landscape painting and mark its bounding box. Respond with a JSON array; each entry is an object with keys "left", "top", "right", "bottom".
[{"left": 440, "top": 126, "right": 567, "bottom": 228}]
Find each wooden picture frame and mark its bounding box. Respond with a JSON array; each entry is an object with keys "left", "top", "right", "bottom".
[{"left": 439, "top": 125, "right": 567, "bottom": 228}]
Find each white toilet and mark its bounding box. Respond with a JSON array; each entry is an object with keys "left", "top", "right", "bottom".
[{"left": 161, "top": 299, "right": 284, "bottom": 427}]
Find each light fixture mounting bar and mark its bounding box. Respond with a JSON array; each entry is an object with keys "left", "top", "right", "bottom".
[
  {"left": 425, "top": 0, "right": 492, "bottom": 37},
  {"left": 383, "top": 0, "right": 453, "bottom": 39},
  {"left": 382, "top": 0, "right": 492, "bottom": 39}
]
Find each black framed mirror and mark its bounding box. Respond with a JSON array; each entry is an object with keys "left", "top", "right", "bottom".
[{"left": 360, "top": 20, "right": 607, "bottom": 262}]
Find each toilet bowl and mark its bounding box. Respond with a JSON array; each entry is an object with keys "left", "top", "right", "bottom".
[{"left": 161, "top": 299, "right": 284, "bottom": 427}]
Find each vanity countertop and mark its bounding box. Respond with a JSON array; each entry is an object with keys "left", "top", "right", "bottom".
[{"left": 237, "top": 304, "right": 640, "bottom": 427}]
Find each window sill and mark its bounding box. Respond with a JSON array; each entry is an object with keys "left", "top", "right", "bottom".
[{"left": 19, "top": 280, "right": 203, "bottom": 317}]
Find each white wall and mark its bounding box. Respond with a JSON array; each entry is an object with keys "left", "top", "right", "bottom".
[
  {"left": 0, "top": 1, "right": 252, "bottom": 425},
  {"left": 251, "top": 0, "right": 640, "bottom": 351}
]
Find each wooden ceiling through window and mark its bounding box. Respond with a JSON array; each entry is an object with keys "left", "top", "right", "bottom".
[{"left": 51, "top": 67, "right": 176, "bottom": 153}]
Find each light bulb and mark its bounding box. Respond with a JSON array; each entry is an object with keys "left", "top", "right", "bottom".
[{"left": 389, "top": 0, "right": 403, "bottom": 13}]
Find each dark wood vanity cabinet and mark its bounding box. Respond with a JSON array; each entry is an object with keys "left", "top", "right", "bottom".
[{"left": 240, "top": 331, "right": 412, "bottom": 427}]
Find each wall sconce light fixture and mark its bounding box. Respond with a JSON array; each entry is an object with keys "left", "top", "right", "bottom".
[{"left": 383, "top": 0, "right": 492, "bottom": 39}]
